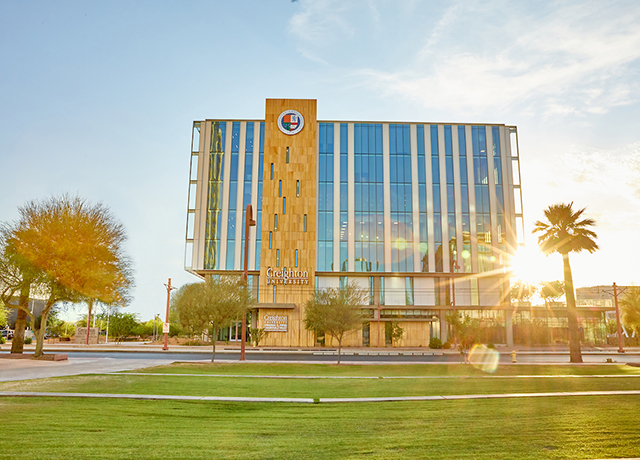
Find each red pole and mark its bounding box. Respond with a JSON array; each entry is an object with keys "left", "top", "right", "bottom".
[
  {"left": 241, "top": 204, "right": 256, "bottom": 361},
  {"left": 613, "top": 282, "right": 625, "bottom": 353},
  {"left": 163, "top": 278, "right": 171, "bottom": 351},
  {"left": 85, "top": 299, "right": 92, "bottom": 345}
]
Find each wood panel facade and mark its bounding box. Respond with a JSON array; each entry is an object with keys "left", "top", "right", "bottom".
[{"left": 259, "top": 99, "right": 317, "bottom": 347}]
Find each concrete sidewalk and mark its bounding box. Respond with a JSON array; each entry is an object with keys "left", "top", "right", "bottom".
[
  {"left": 0, "top": 357, "right": 170, "bottom": 382},
  {"left": 2, "top": 389, "right": 640, "bottom": 404}
]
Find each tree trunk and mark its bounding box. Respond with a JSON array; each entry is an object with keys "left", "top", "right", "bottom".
[
  {"left": 563, "top": 253, "right": 583, "bottom": 363},
  {"left": 10, "top": 284, "right": 31, "bottom": 354},
  {"left": 11, "top": 309, "right": 27, "bottom": 354},
  {"left": 337, "top": 335, "right": 342, "bottom": 365},
  {"left": 85, "top": 299, "right": 93, "bottom": 345},
  {"left": 34, "top": 308, "right": 51, "bottom": 358},
  {"left": 211, "top": 324, "right": 217, "bottom": 363}
]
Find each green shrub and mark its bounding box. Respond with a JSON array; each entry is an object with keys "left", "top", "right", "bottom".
[
  {"left": 487, "top": 343, "right": 495, "bottom": 349},
  {"left": 24, "top": 337, "right": 33, "bottom": 344},
  {"left": 250, "top": 328, "right": 268, "bottom": 347},
  {"left": 443, "top": 340, "right": 452, "bottom": 349},
  {"left": 0, "top": 336, "right": 5, "bottom": 344},
  {"left": 429, "top": 337, "right": 443, "bottom": 349}
]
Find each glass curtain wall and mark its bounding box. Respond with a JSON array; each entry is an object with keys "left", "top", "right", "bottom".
[
  {"left": 389, "top": 124, "right": 413, "bottom": 272},
  {"left": 340, "top": 124, "right": 348, "bottom": 271},
  {"left": 226, "top": 122, "right": 241, "bottom": 269},
  {"left": 472, "top": 126, "right": 493, "bottom": 272},
  {"left": 492, "top": 126, "right": 506, "bottom": 265},
  {"left": 431, "top": 125, "right": 443, "bottom": 272},
  {"left": 205, "top": 121, "right": 227, "bottom": 269},
  {"left": 458, "top": 126, "right": 472, "bottom": 273},
  {"left": 256, "top": 123, "right": 264, "bottom": 269},
  {"left": 417, "top": 125, "right": 428, "bottom": 272},
  {"left": 354, "top": 123, "right": 384, "bottom": 272},
  {"left": 318, "top": 123, "right": 334, "bottom": 271},
  {"left": 240, "top": 123, "right": 254, "bottom": 267},
  {"left": 444, "top": 126, "right": 456, "bottom": 271}
]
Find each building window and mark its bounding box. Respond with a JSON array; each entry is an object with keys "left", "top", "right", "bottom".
[
  {"left": 283, "top": 197, "right": 286, "bottom": 214},
  {"left": 318, "top": 122, "right": 335, "bottom": 272},
  {"left": 276, "top": 249, "right": 280, "bottom": 267},
  {"left": 269, "top": 231, "right": 272, "bottom": 249},
  {"left": 286, "top": 147, "right": 289, "bottom": 164},
  {"left": 304, "top": 214, "right": 307, "bottom": 232},
  {"left": 295, "top": 249, "right": 299, "bottom": 267},
  {"left": 274, "top": 214, "right": 278, "bottom": 231},
  {"left": 279, "top": 180, "right": 282, "bottom": 197},
  {"left": 405, "top": 277, "right": 414, "bottom": 306},
  {"left": 296, "top": 180, "right": 299, "bottom": 197},
  {"left": 270, "top": 163, "right": 274, "bottom": 180},
  {"left": 273, "top": 285, "right": 276, "bottom": 303}
]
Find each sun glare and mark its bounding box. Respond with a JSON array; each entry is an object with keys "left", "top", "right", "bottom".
[{"left": 509, "top": 245, "right": 562, "bottom": 284}]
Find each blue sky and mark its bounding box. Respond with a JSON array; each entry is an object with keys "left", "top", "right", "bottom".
[{"left": 1, "top": 0, "right": 639, "bottom": 320}]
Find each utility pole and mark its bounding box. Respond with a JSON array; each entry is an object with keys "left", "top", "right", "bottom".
[
  {"left": 599, "top": 283, "right": 626, "bottom": 353},
  {"left": 613, "top": 283, "right": 625, "bottom": 353},
  {"left": 163, "top": 278, "right": 176, "bottom": 351},
  {"left": 241, "top": 204, "right": 256, "bottom": 361}
]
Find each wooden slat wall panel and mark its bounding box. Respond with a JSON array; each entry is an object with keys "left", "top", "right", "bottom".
[{"left": 258, "top": 99, "right": 317, "bottom": 347}]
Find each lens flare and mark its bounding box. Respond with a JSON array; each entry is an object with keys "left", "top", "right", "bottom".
[{"left": 468, "top": 344, "right": 499, "bottom": 373}]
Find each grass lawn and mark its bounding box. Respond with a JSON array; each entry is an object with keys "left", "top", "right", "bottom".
[
  {"left": 2, "top": 363, "right": 640, "bottom": 399},
  {"left": 1, "top": 364, "right": 639, "bottom": 459},
  {"left": 1, "top": 396, "right": 639, "bottom": 459},
  {"left": 133, "top": 362, "right": 640, "bottom": 376}
]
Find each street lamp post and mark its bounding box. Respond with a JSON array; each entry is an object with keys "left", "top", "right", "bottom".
[{"left": 241, "top": 204, "right": 256, "bottom": 361}]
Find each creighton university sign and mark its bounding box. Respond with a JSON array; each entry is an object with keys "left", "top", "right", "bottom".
[
  {"left": 264, "top": 315, "right": 287, "bottom": 332},
  {"left": 266, "top": 267, "right": 309, "bottom": 285}
]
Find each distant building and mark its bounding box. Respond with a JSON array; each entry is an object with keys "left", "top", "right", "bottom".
[
  {"left": 185, "top": 99, "right": 524, "bottom": 347},
  {"left": 5, "top": 298, "right": 47, "bottom": 329}
]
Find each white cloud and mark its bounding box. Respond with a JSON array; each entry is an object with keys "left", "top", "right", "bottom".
[
  {"left": 355, "top": 1, "right": 640, "bottom": 116},
  {"left": 288, "top": 0, "right": 355, "bottom": 44}
]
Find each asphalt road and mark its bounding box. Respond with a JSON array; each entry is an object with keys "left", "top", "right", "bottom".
[{"left": 18, "top": 350, "right": 639, "bottom": 365}]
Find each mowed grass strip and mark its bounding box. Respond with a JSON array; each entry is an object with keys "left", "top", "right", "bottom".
[
  {"left": 127, "top": 362, "right": 640, "bottom": 377},
  {"left": 3, "top": 365, "right": 640, "bottom": 399},
  {"left": 0, "top": 395, "right": 639, "bottom": 459}
]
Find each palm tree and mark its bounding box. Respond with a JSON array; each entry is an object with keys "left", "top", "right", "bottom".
[{"left": 533, "top": 202, "right": 598, "bottom": 363}]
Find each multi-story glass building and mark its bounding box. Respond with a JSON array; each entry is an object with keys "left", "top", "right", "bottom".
[{"left": 185, "top": 99, "right": 524, "bottom": 347}]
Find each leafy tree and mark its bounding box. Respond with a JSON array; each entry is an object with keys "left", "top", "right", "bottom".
[
  {"left": 446, "top": 313, "right": 481, "bottom": 363},
  {"left": 47, "top": 310, "right": 75, "bottom": 338},
  {"left": 540, "top": 280, "right": 565, "bottom": 305},
  {"left": 510, "top": 280, "right": 538, "bottom": 302},
  {"left": 108, "top": 312, "right": 140, "bottom": 343},
  {"left": 388, "top": 322, "right": 404, "bottom": 347},
  {"left": 173, "top": 276, "right": 251, "bottom": 362},
  {"left": 172, "top": 283, "right": 206, "bottom": 338},
  {"left": 0, "top": 222, "right": 44, "bottom": 353},
  {"left": 0, "top": 299, "right": 7, "bottom": 327},
  {"left": 304, "top": 281, "right": 368, "bottom": 364},
  {"left": 620, "top": 286, "right": 640, "bottom": 337},
  {"left": 5, "top": 195, "right": 134, "bottom": 357},
  {"left": 533, "top": 202, "right": 598, "bottom": 363}
]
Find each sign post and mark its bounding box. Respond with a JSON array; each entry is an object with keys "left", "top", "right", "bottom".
[{"left": 163, "top": 278, "right": 176, "bottom": 351}]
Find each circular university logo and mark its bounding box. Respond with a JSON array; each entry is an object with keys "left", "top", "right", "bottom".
[{"left": 277, "top": 109, "right": 304, "bottom": 135}]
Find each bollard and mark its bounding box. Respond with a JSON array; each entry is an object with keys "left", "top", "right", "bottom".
[{"left": 511, "top": 350, "right": 517, "bottom": 363}]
